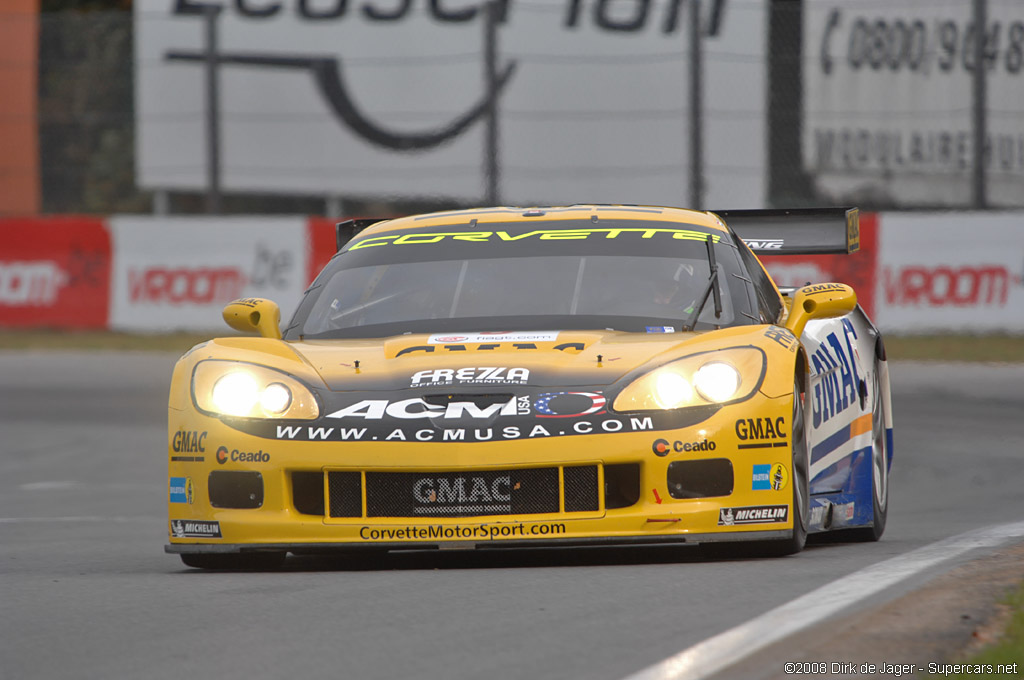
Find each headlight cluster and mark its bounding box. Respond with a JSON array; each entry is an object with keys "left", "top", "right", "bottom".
[
  {"left": 192, "top": 360, "right": 320, "bottom": 419},
  {"left": 613, "top": 347, "right": 765, "bottom": 411}
]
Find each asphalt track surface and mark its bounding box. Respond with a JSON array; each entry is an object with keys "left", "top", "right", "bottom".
[{"left": 2, "top": 352, "right": 1023, "bottom": 680}]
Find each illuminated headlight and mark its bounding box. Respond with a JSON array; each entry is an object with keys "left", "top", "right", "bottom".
[
  {"left": 654, "top": 372, "right": 694, "bottom": 409},
  {"left": 694, "top": 362, "right": 740, "bottom": 403},
  {"left": 260, "top": 383, "right": 292, "bottom": 414},
  {"left": 211, "top": 372, "right": 260, "bottom": 416},
  {"left": 193, "top": 361, "right": 319, "bottom": 419},
  {"left": 612, "top": 348, "right": 764, "bottom": 412}
]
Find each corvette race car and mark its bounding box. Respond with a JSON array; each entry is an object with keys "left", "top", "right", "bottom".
[{"left": 166, "top": 205, "right": 893, "bottom": 569}]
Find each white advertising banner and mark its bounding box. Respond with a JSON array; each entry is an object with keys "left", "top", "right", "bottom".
[
  {"left": 874, "top": 212, "right": 1024, "bottom": 333},
  {"left": 804, "top": 1, "right": 1024, "bottom": 208},
  {"left": 108, "top": 216, "right": 309, "bottom": 332},
  {"left": 134, "top": 0, "right": 765, "bottom": 207}
]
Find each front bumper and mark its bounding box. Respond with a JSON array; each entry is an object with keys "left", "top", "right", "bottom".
[{"left": 167, "top": 392, "right": 797, "bottom": 554}]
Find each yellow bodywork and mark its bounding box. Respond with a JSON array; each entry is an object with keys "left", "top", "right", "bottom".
[
  {"left": 168, "top": 328, "right": 804, "bottom": 549},
  {"left": 166, "top": 206, "right": 856, "bottom": 554}
]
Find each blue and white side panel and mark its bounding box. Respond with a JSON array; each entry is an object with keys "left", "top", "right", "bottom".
[{"left": 801, "top": 310, "right": 889, "bottom": 531}]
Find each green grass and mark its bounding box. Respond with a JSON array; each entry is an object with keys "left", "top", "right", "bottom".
[
  {"left": 0, "top": 330, "right": 1022, "bottom": 362},
  {"left": 0, "top": 329, "right": 217, "bottom": 353},
  {"left": 928, "top": 580, "right": 1024, "bottom": 679},
  {"left": 883, "top": 335, "right": 1024, "bottom": 363}
]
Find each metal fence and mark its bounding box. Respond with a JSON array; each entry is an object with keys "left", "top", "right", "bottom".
[{"left": 17, "top": 0, "right": 1024, "bottom": 215}]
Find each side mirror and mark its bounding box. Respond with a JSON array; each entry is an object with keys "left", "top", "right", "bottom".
[
  {"left": 222, "top": 298, "right": 282, "bottom": 339},
  {"left": 784, "top": 283, "right": 857, "bottom": 338}
]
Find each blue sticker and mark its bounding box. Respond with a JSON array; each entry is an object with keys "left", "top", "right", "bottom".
[
  {"left": 169, "top": 477, "right": 194, "bottom": 504},
  {"left": 645, "top": 326, "right": 675, "bottom": 333},
  {"left": 752, "top": 464, "right": 771, "bottom": 490}
]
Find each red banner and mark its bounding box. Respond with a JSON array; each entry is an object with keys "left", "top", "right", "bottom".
[
  {"left": 306, "top": 217, "right": 340, "bottom": 286},
  {"left": 0, "top": 217, "right": 111, "bottom": 328},
  {"left": 760, "top": 212, "right": 879, "bottom": 318}
]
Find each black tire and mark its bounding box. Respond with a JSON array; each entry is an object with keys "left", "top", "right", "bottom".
[
  {"left": 180, "top": 552, "right": 286, "bottom": 570},
  {"left": 701, "top": 378, "right": 809, "bottom": 559},
  {"left": 756, "top": 378, "right": 810, "bottom": 556},
  {"left": 846, "top": 361, "right": 889, "bottom": 542}
]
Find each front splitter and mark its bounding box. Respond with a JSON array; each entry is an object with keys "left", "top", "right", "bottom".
[{"left": 165, "top": 529, "right": 792, "bottom": 554}]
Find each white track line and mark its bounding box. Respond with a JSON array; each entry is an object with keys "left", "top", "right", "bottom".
[{"left": 624, "top": 521, "right": 1024, "bottom": 680}]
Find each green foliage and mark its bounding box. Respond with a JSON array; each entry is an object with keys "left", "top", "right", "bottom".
[
  {"left": 38, "top": 8, "right": 150, "bottom": 213},
  {"left": 926, "top": 580, "right": 1024, "bottom": 679},
  {"left": 884, "top": 335, "right": 1024, "bottom": 363},
  {"left": 41, "top": 1, "right": 132, "bottom": 12}
]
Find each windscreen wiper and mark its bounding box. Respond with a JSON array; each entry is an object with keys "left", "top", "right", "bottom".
[{"left": 682, "top": 234, "right": 723, "bottom": 331}]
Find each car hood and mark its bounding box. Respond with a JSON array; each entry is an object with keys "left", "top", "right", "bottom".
[{"left": 283, "top": 326, "right": 765, "bottom": 393}]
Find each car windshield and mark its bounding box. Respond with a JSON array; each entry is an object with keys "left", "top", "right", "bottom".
[{"left": 287, "top": 219, "right": 756, "bottom": 339}]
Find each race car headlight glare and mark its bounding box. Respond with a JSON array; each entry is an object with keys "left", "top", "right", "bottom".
[
  {"left": 694, "top": 362, "right": 740, "bottom": 403},
  {"left": 260, "top": 382, "right": 292, "bottom": 414},
  {"left": 654, "top": 372, "right": 694, "bottom": 409},
  {"left": 211, "top": 372, "right": 259, "bottom": 416},
  {"left": 613, "top": 348, "right": 764, "bottom": 411},
  {"left": 193, "top": 361, "right": 319, "bottom": 420}
]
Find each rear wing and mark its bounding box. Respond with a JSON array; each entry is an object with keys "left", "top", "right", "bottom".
[
  {"left": 335, "top": 218, "right": 389, "bottom": 250},
  {"left": 712, "top": 207, "right": 859, "bottom": 255}
]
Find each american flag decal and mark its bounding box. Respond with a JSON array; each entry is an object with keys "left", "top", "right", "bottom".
[{"left": 534, "top": 391, "right": 607, "bottom": 418}]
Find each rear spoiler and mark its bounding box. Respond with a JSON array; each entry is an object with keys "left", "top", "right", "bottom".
[
  {"left": 335, "top": 218, "right": 389, "bottom": 250},
  {"left": 712, "top": 207, "right": 859, "bottom": 255}
]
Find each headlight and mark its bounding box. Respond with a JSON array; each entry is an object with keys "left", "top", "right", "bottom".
[
  {"left": 694, "top": 362, "right": 740, "bottom": 402},
  {"left": 654, "top": 371, "right": 694, "bottom": 409},
  {"left": 613, "top": 347, "right": 765, "bottom": 411},
  {"left": 193, "top": 360, "right": 319, "bottom": 419}
]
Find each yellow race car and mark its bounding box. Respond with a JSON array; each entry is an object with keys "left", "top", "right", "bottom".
[{"left": 166, "top": 205, "right": 893, "bottom": 569}]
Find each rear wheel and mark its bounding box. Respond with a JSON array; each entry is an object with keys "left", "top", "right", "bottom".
[
  {"left": 180, "top": 552, "right": 286, "bottom": 570},
  {"left": 846, "top": 361, "right": 889, "bottom": 541}
]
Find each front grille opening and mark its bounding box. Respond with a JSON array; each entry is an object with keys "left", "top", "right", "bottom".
[
  {"left": 563, "top": 465, "right": 599, "bottom": 512},
  {"left": 365, "top": 468, "right": 560, "bottom": 518},
  {"left": 292, "top": 471, "right": 325, "bottom": 516},
  {"left": 328, "top": 471, "right": 363, "bottom": 518},
  {"left": 605, "top": 463, "right": 641, "bottom": 509},
  {"left": 208, "top": 471, "right": 263, "bottom": 509},
  {"left": 667, "top": 459, "right": 734, "bottom": 499}
]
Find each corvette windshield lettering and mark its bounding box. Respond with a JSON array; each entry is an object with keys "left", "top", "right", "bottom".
[{"left": 349, "top": 227, "right": 721, "bottom": 250}]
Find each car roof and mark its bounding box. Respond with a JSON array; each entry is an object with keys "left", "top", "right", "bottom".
[{"left": 357, "top": 205, "right": 729, "bottom": 237}]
